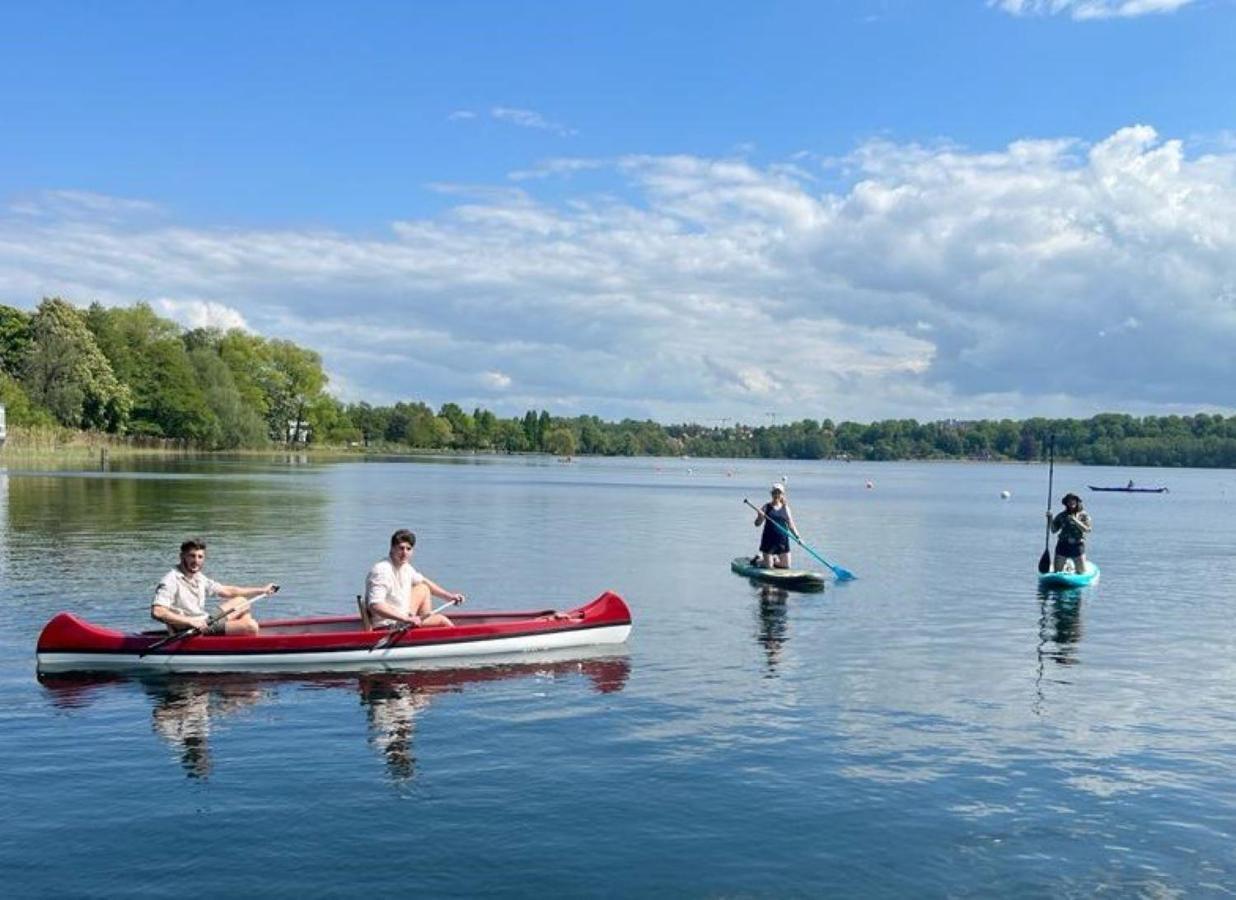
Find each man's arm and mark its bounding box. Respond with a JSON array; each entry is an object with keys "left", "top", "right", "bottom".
[
  {"left": 151, "top": 604, "right": 207, "bottom": 631},
  {"left": 422, "top": 577, "right": 465, "bottom": 605},
  {"left": 215, "top": 581, "right": 278, "bottom": 600},
  {"left": 368, "top": 599, "right": 420, "bottom": 625}
]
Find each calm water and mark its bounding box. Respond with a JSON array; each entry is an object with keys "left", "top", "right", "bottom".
[{"left": 3, "top": 454, "right": 1236, "bottom": 897}]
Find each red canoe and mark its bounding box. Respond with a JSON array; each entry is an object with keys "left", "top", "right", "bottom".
[{"left": 36, "top": 591, "right": 632, "bottom": 673}]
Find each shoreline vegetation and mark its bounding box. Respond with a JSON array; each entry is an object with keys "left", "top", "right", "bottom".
[{"left": 3, "top": 298, "right": 1236, "bottom": 468}]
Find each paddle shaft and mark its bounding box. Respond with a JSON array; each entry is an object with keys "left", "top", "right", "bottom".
[
  {"left": 743, "top": 498, "right": 856, "bottom": 581},
  {"left": 370, "top": 599, "right": 458, "bottom": 652},
  {"left": 141, "top": 587, "right": 278, "bottom": 656},
  {"left": 1040, "top": 436, "right": 1055, "bottom": 571}
]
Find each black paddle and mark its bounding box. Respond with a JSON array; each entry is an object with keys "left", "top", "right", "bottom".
[
  {"left": 1038, "top": 436, "right": 1055, "bottom": 573},
  {"left": 140, "top": 585, "right": 279, "bottom": 657},
  {"left": 369, "top": 599, "right": 458, "bottom": 652}
]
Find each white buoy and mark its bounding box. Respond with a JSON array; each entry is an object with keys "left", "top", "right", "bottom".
[
  {"left": 865, "top": 480, "right": 874, "bottom": 489},
  {"left": 1001, "top": 490, "right": 1011, "bottom": 499}
]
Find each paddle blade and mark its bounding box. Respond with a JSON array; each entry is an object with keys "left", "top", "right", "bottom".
[
  {"left": 1038, "top": 548, "right": 1051, "bottom": 574},
  {"left": 834, "top": 568, "right": 857, "bottom": 582}
]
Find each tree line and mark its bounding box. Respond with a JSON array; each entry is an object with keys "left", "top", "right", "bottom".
[{"left": 3, "top": 298, "right": 1235, "bottom": 467}]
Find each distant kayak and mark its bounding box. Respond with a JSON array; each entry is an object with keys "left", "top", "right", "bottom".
[
  {"left": 1088, "top": 486, "right": 1168, "bottom": 493},
  {"left": 1038, "top": 562, "right": 1100, "bottom": 589},
  {"left": 730, "top": 557, "right": 825, "bottom": 591}
]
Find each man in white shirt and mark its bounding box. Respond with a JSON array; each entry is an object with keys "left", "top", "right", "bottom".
[
  {"left": 365, "top": 529, "right": 464, "bottom": 629},
  {"left": 151, "top": 538, "right": 278, "bottom": 636}
]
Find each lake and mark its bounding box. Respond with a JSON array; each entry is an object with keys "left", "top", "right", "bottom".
[{"left": 2, "top": 454, "right": 1235, "bottom": 897}]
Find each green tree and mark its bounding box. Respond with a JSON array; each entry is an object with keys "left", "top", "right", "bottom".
[
  {"left": 544, "top": 425, "right": 577, "bottom": 456},
  {"left": 85, "top": 303, "right": 214, "bottom": 439},
  {"left": 262, "top": 340, "right": 328, "bottom": 444},
  {"left": 0, "top": 304, "right": 33, "bottom": 375},
  {"left": 0, "top": 370, "right": 54, "bottom": 426},
  {"left": 188, "top": 347, "right": 268, "bottom": 448},
  {"left": 20, "top": 298, "right": 130, "bottom": 431}
]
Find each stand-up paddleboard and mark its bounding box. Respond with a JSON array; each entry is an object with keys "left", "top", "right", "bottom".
[
  {"left": 731, "top": 557, "right": 826, "bottom": 591},
  {"left": 1038, "top": 562, "right": 1100, "bottom": 589}
]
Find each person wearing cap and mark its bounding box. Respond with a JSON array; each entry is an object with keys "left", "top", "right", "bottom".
[
  {"left": 751, "top": 483, "right": 801, "bottom": 569},
  {"left": 1047, "top": 493, "right": 1093, "bottom": 573},
  {"left": 365, "top": 528, "right": 465, "bottom": 629}
]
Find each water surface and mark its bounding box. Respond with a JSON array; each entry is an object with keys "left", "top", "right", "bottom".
[{"left": 2, "top": 455, "right": 1235, "bottom": 896}]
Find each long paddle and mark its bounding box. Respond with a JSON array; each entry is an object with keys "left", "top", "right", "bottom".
[
  {"left": 1039, "top": 435, "right": 1055, "bottom": 574},
  {"left": 369, "top": 599, "right": 459, "bottom": 652},
  {"left": 743, "top": 498, "right": 856, "bottom": 582},
  {"left": 141, "top": 585, "right": 279, "bottom": 657}
]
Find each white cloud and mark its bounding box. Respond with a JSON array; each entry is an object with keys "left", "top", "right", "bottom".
[
  {"left": 481, "top": 370, "right": 512, "bottom": 390},
  {"left": 8, "top": 190, "right": 162, "bottom": 222},
  {"left": 990, "top": 0, "right": 1195, "bottom": 19},
  {"left": 153, "top": 297, "right": 250, "bottom": 331},
  {"left": 490, "top": 106, "right": 577, "bottom": 137},
  {"left": 447, "top": 109, "right": 477, "bottom": 121},
  {"left": 2, "top": 124, "right": 1235, "bottom": 423}
]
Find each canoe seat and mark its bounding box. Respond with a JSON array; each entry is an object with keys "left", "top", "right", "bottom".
[{"left": 357, "top": 594, "right": 373, "bottom": 631}]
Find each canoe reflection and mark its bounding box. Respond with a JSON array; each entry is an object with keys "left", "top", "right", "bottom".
[{"left": 38, "top": 649, "right": 631, "bottom": 781}]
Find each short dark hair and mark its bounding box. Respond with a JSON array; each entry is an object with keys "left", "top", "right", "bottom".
[
  {"left": 1062, "top": 493, "right": 1082, "bottom": 505},
  {"left": 390, "top": 529, "right": 416, "bottom": 548},
  {"left": 180, "top": 538, "right": 207, "bottom": 554}
]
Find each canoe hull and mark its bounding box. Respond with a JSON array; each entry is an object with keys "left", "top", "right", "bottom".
[
  {"left": 36, "top": 592, "right": 632, "bottom": 674},
  {"left": 1088, "top": 486, "right": 1167, "bottom": 493},
  {"left": 1038, "top": 563, "right": 1100, "bottom": 589},
  {"left": 730, "top": 557, "right": 825, "bottom": 591}
]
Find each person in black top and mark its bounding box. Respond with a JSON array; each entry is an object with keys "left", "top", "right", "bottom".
[
  {"left": 752, "top": 483, "right": 801, "bottom": 569},
  {"left": 1048, "top": 493, "right": 1093, "bottom": 574}
]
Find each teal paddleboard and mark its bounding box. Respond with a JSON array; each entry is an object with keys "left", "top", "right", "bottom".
[
  {"left": 731, "top": 557, "right": 826, "bottom": 591},
  {"left": 1038, "top": 562, "right": 1100, "bottom": 589}
]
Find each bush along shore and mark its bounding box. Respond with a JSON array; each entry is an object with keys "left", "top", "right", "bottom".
[{"left": 3, "top": 298, "right": 1235, "bottom": 467}]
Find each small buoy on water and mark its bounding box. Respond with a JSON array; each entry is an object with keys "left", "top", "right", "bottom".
[
  {"left": 865, "top": 480, "right": 874, "bottom": 489},
  {"left": 1001, "top": 490, "right": 1011, "bottom": 499}
]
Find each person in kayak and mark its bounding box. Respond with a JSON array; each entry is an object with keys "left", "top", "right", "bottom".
[
  {"left": 751, "top": 483, "right": 801, "bottom": 569},
  {"left": 1047, "top": 493, "right": 1093, "bottom": 574},
  {"left": 151, "top": 538, "right": 278, "bottom": 636},
  {"left": 365, "top": 529, "right": 465, "bottom": 629}
]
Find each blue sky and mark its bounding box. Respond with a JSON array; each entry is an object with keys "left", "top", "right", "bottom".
[{"left": 3, "top": 0, "right": 1235, "bottom": 423}]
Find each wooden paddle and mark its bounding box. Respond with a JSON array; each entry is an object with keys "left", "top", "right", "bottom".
[
  {"left": 743, "top": 498, "right": 856, "bottom": 582},
  {"left": 140, "top": 585, "right": 279, "bottom": 657},
  {"left": 369, "top": 599, "right": 459, "bottom": 652},
  {"left": 1039, "top": 435, "right": 1055, "bottom": 574}
]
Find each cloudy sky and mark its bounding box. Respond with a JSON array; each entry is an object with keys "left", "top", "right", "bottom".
[{"left": 2, "top": 0, "right": 1235, "bottom": 424}]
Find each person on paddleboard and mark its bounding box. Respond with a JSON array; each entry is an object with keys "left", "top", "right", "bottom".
[
  {"left": 151, "top": 538, "right": 278, "bottom": 636},
  {"left": 751, "top": 483, "right": 801, "bottom": 569},
  {"left": 364, "top": 529, "right": 465, "bottom": 629},
  {"left": 1047, "top": 493, "right": 1093, "bottom": 574}
]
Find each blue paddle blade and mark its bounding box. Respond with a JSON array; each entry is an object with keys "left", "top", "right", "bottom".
[{"left": 833, "top": 567, "right": 857, "bottom": 582}]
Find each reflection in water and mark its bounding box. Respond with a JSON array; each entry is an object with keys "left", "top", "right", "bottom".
[
  {"left": 358, "top": 656, "right": 631, "bottom": 782},
  {"left": 360, "top": 675, "right": 433, "bottom": 782},
  {"left": 148, "top": 678, "right": 268, "bottom": 779},
  {"left": 1033, "top": 588, "right": 1085, "bottom": 714},
  {"left": 39, "top": 652, "right": 631, "bottom": 783},
  {"left": 755, "top": 586, "right": 790, "bottom": 676}
]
